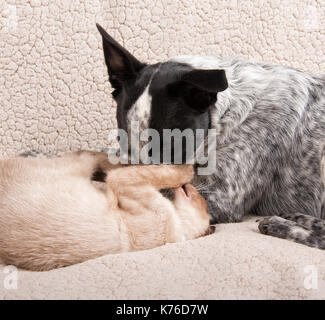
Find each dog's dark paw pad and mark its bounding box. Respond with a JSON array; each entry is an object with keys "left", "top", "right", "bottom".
[{"left": 258, "top": 218, "right": 272, "bottom": 234}]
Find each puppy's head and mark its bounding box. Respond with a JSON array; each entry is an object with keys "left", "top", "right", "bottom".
[
  {"left": 96, "top": 24, "right": 228, "bottom": 163},
  {"left": 172, "top": 184, "right": 210, "bottom": 240}
]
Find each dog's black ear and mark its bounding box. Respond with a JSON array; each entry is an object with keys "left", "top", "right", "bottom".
[
  {"left": 182, "top": 69, "right": 228, "bottom": 93},
  {"left": 168, "top": 69, "right": 228, "bottom": 112},
  {"left": 96, "top": 24, "right": 145, "bottom": 93}
]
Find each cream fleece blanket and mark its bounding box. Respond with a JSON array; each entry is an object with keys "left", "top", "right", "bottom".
[
  {"left": 1, "top": 0, "right": 325, "bottom": 299},
  {"left": 0, "top": 216, "right": 325, "bottom": 299}
]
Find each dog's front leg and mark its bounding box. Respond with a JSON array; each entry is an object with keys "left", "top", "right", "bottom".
[{"left": 258, "top": 215, "right": 325, "bottom": 250}]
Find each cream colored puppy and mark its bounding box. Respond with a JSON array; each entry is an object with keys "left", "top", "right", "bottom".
[{"left": 0, "top": 151, "right": 209, "bottom": 271}]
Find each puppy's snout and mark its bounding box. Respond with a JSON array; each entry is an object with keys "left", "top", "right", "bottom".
[
  {"left": 184, "top": 183, "right": 198, "bottom": 197},
  {"left": 174, "top": 183, "right": 195, "bottom": 200},
  {"left": 208, "top": 225, "right": 216, "bottom": 234},
  {"left": 202, "top": 225, "right": 215, "bottom": 236}
]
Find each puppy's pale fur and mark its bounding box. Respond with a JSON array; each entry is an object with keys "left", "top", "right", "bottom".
[{"left": 0, "top": 151, "right": 209, "bottom": 271}]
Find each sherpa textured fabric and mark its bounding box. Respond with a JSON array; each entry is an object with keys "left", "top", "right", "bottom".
[
  {"left": 1, "top": 216, "right": 325, "bottom": 299},
  {"left": 0, "top": 0, "right": 325, "bottom": 299}
]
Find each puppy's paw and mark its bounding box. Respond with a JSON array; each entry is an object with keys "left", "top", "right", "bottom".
[{"left": 179, "top": 164, "right": 195, "bottom": 184}]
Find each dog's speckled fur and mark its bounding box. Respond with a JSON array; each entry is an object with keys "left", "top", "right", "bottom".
[
  {"left": 97, "top": 25, "right": 325, "bottom": 249},
  {"left": 173, "top": 56, "right": 325, "bottom": 222}
]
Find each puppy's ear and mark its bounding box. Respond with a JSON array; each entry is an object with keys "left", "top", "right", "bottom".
[
  {"left": 168, "top": 69, "right": 228, "bottom": 112},
  {"left": 96, "top": 24, "right": 146, "bottom": 94}
]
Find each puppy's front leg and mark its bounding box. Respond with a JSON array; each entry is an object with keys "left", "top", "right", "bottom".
[{"left": 106, "top": 164, "right": 194, "bottom": 194}]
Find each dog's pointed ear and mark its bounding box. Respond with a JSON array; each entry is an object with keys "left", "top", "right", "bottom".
[
  {"left": 96, "top": 24, "right": 145, "bottom": 92},
  {"left": 168, "top": 69, "right": 228, "bottom": 112}
]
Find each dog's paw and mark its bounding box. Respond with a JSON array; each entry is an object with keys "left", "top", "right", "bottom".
[
  {"left": 258, "top": 216, "right": 294, "bottom": 239},
  {"left": 258, "top": 215, "right": 325, "bottom": 249}
]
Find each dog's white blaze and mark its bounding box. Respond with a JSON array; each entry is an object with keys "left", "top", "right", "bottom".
[
  {"left": 127, "top": 85, "right": 152, "bottom": 126},
  {"left": 127, "top": 84, "right": 152, "bottom": 157}
]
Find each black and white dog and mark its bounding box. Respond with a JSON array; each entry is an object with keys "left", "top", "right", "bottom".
[{"left": 96, "top": 24, "right": 325, "bottom": 250}]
